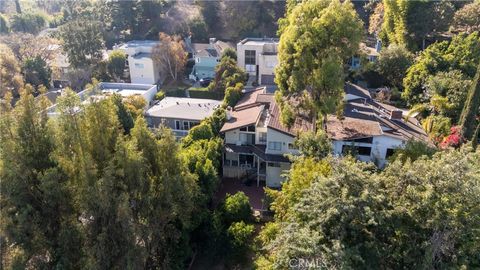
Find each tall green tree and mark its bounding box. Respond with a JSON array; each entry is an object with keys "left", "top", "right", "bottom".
[
  {"left": 59, "top": 19, "right": 105, "bottom": 68},
  {"left": 0, "top": 86, "right": 83, "bottom": 269},
  {"left": 107, "top": 50, "right": 126, "bottom": 81},
  {"left": 275, "top": 0, "right": 363, "bottom": 128},
  {"left": 381, "top": 0, "right": 454, "bottom": 50},
  {"left": 459, "top": 63, "right": 480, "bottom": 140},
  {"left": 376, "top": 43, "right": 414, "bottom": 89},
  {"left": 22, "top": 56, "right": 52, "bottom": 89}
]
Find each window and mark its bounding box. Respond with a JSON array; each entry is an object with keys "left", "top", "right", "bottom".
[
  {"left": 268, "top": 141, "right": 282, "bottom": 151},
  {"left": 245, "top": 50, "right": 256, "bottom": 65},
  {"left": 288, "top": 143, "right": 297, "bottom": 150},
  {"left": 239, "top": 125, "right": 255, "bottom": 132},
  {"left": 385, "top": 148, "right": 395, "bottom": 159},
  {"left": 134, "top": 63, "right": 144, "bottom": 69},
  {"left": 259, "top": 132, "right": 267, "bottom": 143},
  {"left": 268, "top": 162, "right": 281, "bottom": 167},
  {"left": 183, "top": 121, "right": 189, "bottom": 130},
  {"left": 342, "top": 145, "right": 371, "bottom": 156},
  {"left": 175, "top": 120, "right": 181, "bottom": 130}
]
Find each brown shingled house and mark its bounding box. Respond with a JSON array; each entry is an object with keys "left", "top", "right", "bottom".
[
  {"left": 220, "top": 86, "right": 313, "bottom": 188},
  {"left": 220, "top": 83, "right": 430, "bottom": 187}
]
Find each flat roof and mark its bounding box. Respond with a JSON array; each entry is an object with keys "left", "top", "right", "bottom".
[
  {"left": 146, "top": 97, "right": 222, "bottom": 121},
  {"left": 239, "top": 37, "right": 279, "bottom": 45}
]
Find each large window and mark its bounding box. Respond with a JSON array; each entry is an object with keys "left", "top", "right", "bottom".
[
  {"left": 245, "top": 50, "right": 256, "bottom": 65},
  {"left": 268, "top": 141, "right": 282, "bottom": 151}
]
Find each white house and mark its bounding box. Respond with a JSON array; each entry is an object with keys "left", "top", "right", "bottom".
[
  {"left": 145, "top": 97, "right": 222, "bottom": 138},
  {"left": 114, "top": 40, "right": 163, "bottom": 85},
  {"left": 220, "top": 87, "right": 313, "bottom": 188},
  {"left": 326, "top": 83, "right": 430, "bottom": 167},
  {"left": 47, "top": 82, "right": 157, "bottom": 117},
  {"left": 237, "top": 38, "right": 279, "bottom": 86}
]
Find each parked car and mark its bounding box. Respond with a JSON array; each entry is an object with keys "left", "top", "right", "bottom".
[{"left": 199, "top": 77, "right": 213, "bottom": 87}]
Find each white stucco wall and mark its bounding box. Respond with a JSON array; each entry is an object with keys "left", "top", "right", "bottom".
[
  {"left": 265, "top": 129, "right": 299, "bottom": 155},
  {"left": 332, "top": 135, "right": 405, "bottom": 167},
  {"left": 128, "top": 57, "right": 159, "bottom": 85},
  {"left": 224, "top": 129, "right": 240, "bottom": 144},
  {"left": 258, "top": 54, "right": 277, "bottom": 83}
]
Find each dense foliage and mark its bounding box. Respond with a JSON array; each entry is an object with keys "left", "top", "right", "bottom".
[
  {"left": 257, "top": 147, "right": 480, "bottom": 269},
  {"left": 0, "top": 86, "right": 226, "bottom": 269},
  {"left": 403, "top": 32, "right": 480, "bottom": 105}
]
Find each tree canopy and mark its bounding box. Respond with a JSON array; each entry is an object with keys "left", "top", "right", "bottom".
[
  {"left": 275, "top": 0, "right": 363, "bottom": 128},
  {"left": 257, "top": 147, "right": 480, "bottom": 269}
]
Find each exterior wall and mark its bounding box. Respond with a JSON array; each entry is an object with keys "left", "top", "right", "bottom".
[
  {"left": 237, "top": 43, "right": 278, "bottom": 78},
  {"left": 225, "top": 129, "right": 240, "bottom": 144},
  {"left": 332, "top": 135, "right": 405, "bottom": 167},
  {"left": 128, "top": 56, "right": 159, "bottom": 84},
  {"left": 265, "top": 129, "right": 299, "bottom": 155},
  {"left": 258, "top": 54, "right": 277, "bottom": 84},
  {"left": 237, "top": 43, "right": 262, "bottom": 74},
  {"left": 145, "top": 117, "right": 199, "bottom": 138},
  {"left": 266, "top": 162, "right": 290, "bottom": 188}
]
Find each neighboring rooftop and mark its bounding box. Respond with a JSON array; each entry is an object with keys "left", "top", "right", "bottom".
[
  {"left": 46, "top": 82, "right": 157, "bottom": 116},
  {"left": 239, "top": 37, "right": 279, "bottom": 45},
  {"left": 145, "top": 97, "right": 222, "bottom": 121},
  {"left": 192, "top": 39, "right": 234, "bottom": 58},
  {"left": 327, "top": 83, "right": 429, "bottom": 143}
]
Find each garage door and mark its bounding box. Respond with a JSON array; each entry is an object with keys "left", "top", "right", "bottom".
[{"left": 260, "top": 75, "right": 275, "bottom": 85}]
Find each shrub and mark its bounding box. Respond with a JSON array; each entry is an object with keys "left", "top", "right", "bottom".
[{"left": 223, "top": 192, "right": 252, "bottom": 224}]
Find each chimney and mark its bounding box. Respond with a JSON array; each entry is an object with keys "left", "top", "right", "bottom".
[
  {"left": 390, "top": 110, "right": 403, "bottom": 120},
  {"left": 226, "top": 106, "right": 232, "bottom": 120}
]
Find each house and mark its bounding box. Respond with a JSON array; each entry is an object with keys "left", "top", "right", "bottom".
[
  {"left": 47, "top": 82, "right": 157, "bottom": 117},
  {"left": 187, "top": 38, "right": 234, "bottom": 80},
  {"left": 114, "top": 40, "right": 163, "bottom": 85},
  {"left": 325, "top": 83, "right": 430, "bottom": 167},
  {"left": 221, "top": 83, "right": 430, "bottom": 188},
  {"left": 145, "top": 97, "right": 222, "bottom": 138},
  {"left": 349, "top": 41, "right": 381, "bottom": 69},
  {"left": 220, "top": 87, "right": 313, "bottom": 188},
  {"left": 237, "top": 38, "right": 279, "bottom": 86}
]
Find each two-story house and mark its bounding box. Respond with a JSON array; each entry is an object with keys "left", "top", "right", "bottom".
[
  {"left": 220, "top": 87, "right": 312, "bottom": 188},
  {"left": 187, "top": 38, "right": 234, "bottom": 80},
  {"left": 237, "top": 38, "right": 279, "bottom": 86},
  {"left": 145, "top": 97, "right": 222, "bottom": 138},
  {"left": 114, "top": 40, "right": 163, "bottom": 85}
]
